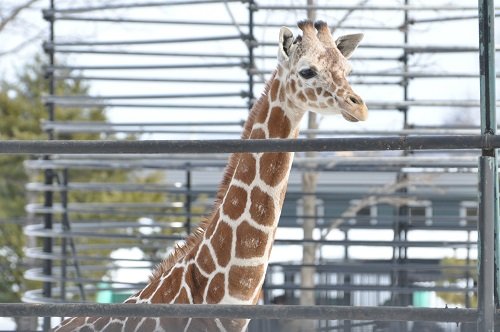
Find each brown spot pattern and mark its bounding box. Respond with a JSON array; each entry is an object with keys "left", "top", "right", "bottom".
[
  {"left": 270, "top": 79, "right": 280, "bottom": 102},
  {"left": 234, "top": 153, "right": 256, "bottom": 185},
  {"left": 316, "top": 87, "right": 322, "bottom": 95},
  {"left": 327, "top": 98, "right": 335, "bottom": 106},
  {"left": 278, "top": 85, "right": 286, "bottom": 102},
  {"left": 222, "top": 186, "right": 247, "bottom": 220},
  {"left": 87, "top": 317, "right": 99, "bottom": 324},
  {"left": 184, "top": 243, "right": 198, "bottom": 262},
  {"left": 268, "top": 107, "right": 291, "bottom": 138},
  {"left": 297, "top": 91, "right": 306, "bottom": 102},
  {"left": 150, "top": 267, "right": 183, "bottom": 303},
  {"left": 196, "top": 244, "right": 216, "bottom": 274},
  {"left": 211, "top": 221, "right": 233, "bottom": 267},
  {"left": 93, "top": 317, "right": 111, "bottom": 330},
  {"left": 185, "top": 263, "right": 208, "bottom": 303},
  {"left": 159, "top": 317, "right": 189, "bottom": 331},
  {"left": 250, "top": 128, "right": 266, "bottom": 139},
  {"left": 139, "top": 278, "right": 160, "bottom": 299},
  {"left": 249, "top": 187, "right": 275, "bottom": 227},
  {"left": 136, "top": 318, "right": 156, "bottom": 331},
  {"left": 58, "top": 318, "right": 86, "bottom": 331},
  {"left": 305, "top": 88, "right": 317, "bottom": 101},
  {"left": 236, "top": 221, "right": 268, "bottom": 258},
  {"left": 255, "top": 98, "right": 269, "bottom": 124},
  {"left": 259, "top": 152, "right": 291, "bottom": 187},
  {"left": 228, "top": 265, "right": 265, "bottom": 300},
  {"left": 103, "top": 321, "right": 124, "bottom": 332},
  {"left": 290, "top": 80, "right": 297, "bottom": 93},
  {"left": 206, "top": 273, "right": 225, "bottom": 304},
  {"left": 176, "top": 287, "right": 190, "bottom": 303},
  {"left": 205, "top": 210, "right": 220, "bottom": 239},
  {"left": 123, "top": 317, "right": 142, "bottom": 332}
]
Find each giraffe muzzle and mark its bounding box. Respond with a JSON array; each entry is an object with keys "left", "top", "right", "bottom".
[{"left": 340, "top": 94, "right": 368, "bottom": 122}]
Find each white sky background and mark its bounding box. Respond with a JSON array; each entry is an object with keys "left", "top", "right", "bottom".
[{"left": 0, "top": 0, "right": 494, "bottom": 134}]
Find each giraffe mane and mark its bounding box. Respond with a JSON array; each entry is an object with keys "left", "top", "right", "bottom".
[{"left": 149, "top": 70, "right": 278, "bottom": 282}]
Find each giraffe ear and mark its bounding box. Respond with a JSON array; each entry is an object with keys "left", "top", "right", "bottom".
[
  {"left": 335, "top": 33, "right": 364, "bottom": 59},
  {"left": 278, "top": 27, "right": 294, "bottom": 63}
]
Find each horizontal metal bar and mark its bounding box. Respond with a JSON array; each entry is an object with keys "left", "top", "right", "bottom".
[
  {"left": 256, "top": 5, "right": 500, "bottom": 11},
  {"left": 0, "top": 135, "right": 497, "bottom": 155},
  {"left": 43, "top": 120, "right": 244, "bottom": 128},
  {"left": 252, "top": 69, "right": 493, "bottom": 79},
  {"left": 53, "top": 75, "right": 250, "bottom": 84},
  {"left": 48, "top": 48, "right": 397, "bottom": 62},
  {"left": 45, "top": 92, "right": 246, "bottom": 101},
  {"left": 45, "top": 102, "right": 248, "bottom": 109},
  {"left": 257, "top": 42, "right": 500, "bottom": 53},
  {"left": 46, "top": 62, "right": 243, "bottom": 70},
  {"left": 45, "top": 0, "right": 246, "bottom": 13},
  {"left": 42, "top": 124, "right": 481, "bottom": 136},
  {"left": 23, "top": 154, "right": 481, "bottom": 170},
  {"left": 46, "top": 35, "right": 244, "bottom": 47},
  {"left": 51, "top": 16, "right": 401, "bottom": 30},
  {"left": 49, "top": 48, "right": 254, "bottom": 58},
  {"left": 52, "top": 75, "right": 396, "bottom": 86},
  {"left": 410, "top": 14, "right": 500, "bottom": 24},
  {"left": 54, "top": 69, "right": 492, "bottom": 79},
  {"left": 0, "top": 303, "right": 481, "bottom": 322},
  {"left": 22, "top": 276, "right": 473, "bottom": 295}
]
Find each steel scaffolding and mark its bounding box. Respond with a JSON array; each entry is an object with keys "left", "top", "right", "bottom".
[{"left": 0, "top": 1, "right": 498, "bottom": 332}]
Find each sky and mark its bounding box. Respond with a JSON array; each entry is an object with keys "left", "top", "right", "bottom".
[{"left": 1, "top": 0, "right": 494, "bottom": 135}]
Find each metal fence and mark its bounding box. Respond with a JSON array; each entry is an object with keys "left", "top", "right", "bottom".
[{"left": 0, "top": 0, "right": 499, "bottom": 331}]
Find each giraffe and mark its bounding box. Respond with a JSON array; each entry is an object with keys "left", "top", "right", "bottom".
[{"left": 53, "top": 20, "right": 367, "bottom": 332}]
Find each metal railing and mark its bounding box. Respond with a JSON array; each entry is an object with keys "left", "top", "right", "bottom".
[{"left": 0, "top": 1, "right": 497, "bottom": 332}]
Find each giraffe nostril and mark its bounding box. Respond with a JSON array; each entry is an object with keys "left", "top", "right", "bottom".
[{"left": 348, "top": 95, "right": 362, "bottom": 105}]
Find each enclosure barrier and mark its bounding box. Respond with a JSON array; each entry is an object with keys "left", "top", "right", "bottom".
[
  {"left": 1, "top": 135, "right": 500, "bottom": 154},
  {"left": 1, "top": 0, "right": 497, "bottom": 331},
  {"left": 0, "top": 303, "right": 486, "bottom": 323}
]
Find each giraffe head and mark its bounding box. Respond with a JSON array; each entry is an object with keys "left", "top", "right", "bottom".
[{"left": 278, "top": 20, "right": 368, "bottom": 122}]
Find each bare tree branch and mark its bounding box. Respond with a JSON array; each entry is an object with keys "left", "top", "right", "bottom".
[
  {"left": 319, "top": 175, "right": 443, "bottom": 241},
  {"left": 0, "top": 30, "right": 43, "bottom": 56},
  {"left": 0, "top": 0, "right": 41, "bottom": 33},
  {"left": 335, "top": 0, "right": 371, "bottom": 30}
]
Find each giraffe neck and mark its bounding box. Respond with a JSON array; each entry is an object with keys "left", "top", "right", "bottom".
[
  {"left": 138, "top": 68, "right": 303, "bottom": 305},
  {"left": 200, "top": 67, "right": 304, "bottom": 305}
]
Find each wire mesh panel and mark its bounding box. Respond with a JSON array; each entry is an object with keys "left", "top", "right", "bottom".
[{"left": 0, "top": 0, "right": 497, "bottom": 331}]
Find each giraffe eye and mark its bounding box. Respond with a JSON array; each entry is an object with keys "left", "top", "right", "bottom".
[{"left": 299, "top": 68, "right": 317, "bottom": 79}]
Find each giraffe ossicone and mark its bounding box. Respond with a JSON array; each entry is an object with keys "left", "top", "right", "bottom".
[{"left": 54, "top": 19, "right": 367, "bottom": 332}]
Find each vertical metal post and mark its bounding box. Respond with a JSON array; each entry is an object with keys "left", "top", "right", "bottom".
[
  {"left": 478, "top": 158, "right": 497, "bottom": 331},
  {"left": 247, "top": 0, "right": 255, "bottom": 109},
  {"left": 477, "top": 0, "right": 497, "bottom": 330},
  {"left": 42, "top": 1, "right": 55, "bottom": 330},
  {"left": 60, "top": 171, "right": 67, "bottom": 304},
  {"left": 185, "top": 164, "right": 192, "bottom": 234}
]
